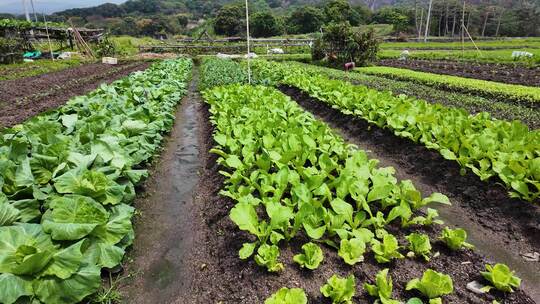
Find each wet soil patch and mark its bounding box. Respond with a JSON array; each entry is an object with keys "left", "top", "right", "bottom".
[
  {"left": 379, "top": 59, "right": 540, "bottom": 87},
  {"left": 168, "top": 88, "right": 536, "bottom": 303},
  {"left": 0, "top": 61, "right": 151, "bottom": 128},
  {"left": 119, "top": 69, "right": 202, "bottom": 303},
  {"left": 279, "top": 85, "right": 540, "bottom": 302}
]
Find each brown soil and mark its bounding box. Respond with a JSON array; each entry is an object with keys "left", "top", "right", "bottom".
[
  {"left": 279, "top": 85, "right": 540, "bottom": 302},
  {"left": 0, "top": 61, "right": 151, "bottom": 128},
  {"left": 161, "top": 89, "right": 536, "bottom": 303},
  {"left": 379, "top": 59, "right": 540, "bottom": 87}
]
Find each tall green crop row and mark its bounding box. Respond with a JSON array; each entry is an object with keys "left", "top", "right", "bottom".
[
  {"left": 0, "top": 58, "right": 192, "bottom": 304},
  {"left": 356, "top": 66, "right": 540, "bottom": 105},
  {"left": 203, "top": 84, "right": 460, "bottom": 301},
  {"left": 251, "top": 60, "right": 540, "bottom": 203}
]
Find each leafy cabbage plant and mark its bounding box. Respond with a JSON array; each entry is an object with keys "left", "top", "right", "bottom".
[
  {"left": 321, "top": 274, "right": 356, "bottom": 304},
  {"left": 371, "top": 234, "right": 404, "bottom": 263},
  {"left": 481, "top": 263, "right": 521, "bottom": 293},
  {"left": 439, "top": 227, "right": 474, "bottom": 251},
  {"left": 265, "top": 287, "right": 308, "bottom": 304},
  {"left": 406, "top": 269, "right": 453, "bottom": 303},
  {"left": 406, "top": 233, "right": 432, "bottom": 261},
  {"left": 293, "top": 242, "right": 324, "bottom": 270},
  {"left": 338, "top": 237, "right": 366, "bottom": 265},
  {"left": 364, "top": 268, "right": 400, "bottom": 304},
  {"left": 0, "top": 58, "right": 192, "bottom": 304}
]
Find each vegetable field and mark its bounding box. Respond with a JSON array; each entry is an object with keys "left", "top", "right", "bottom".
[{"left": 0, "top": 56, "right": 538, "bottom": 304}]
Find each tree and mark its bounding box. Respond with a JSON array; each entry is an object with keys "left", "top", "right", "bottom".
[
  {"left": 324, "top": 0, "right": 362, "bottom": 25},
  {"left": 312, "top": 22, "right": 379, "bottom": 67},
  {"left": 353, "top": 4, "right": 373, "bottom": 24},
  {"left": 213, "top": 4, "right": 245, "bottom": 36},
  {"left": 372, "top": 7, "right": 411, "bottom": 33},
  {"left": 250, "top": 12, "right": 283, "bottom": 37},
  {"left": 287, "top": 6, "right": 325, "bottom": 34}
]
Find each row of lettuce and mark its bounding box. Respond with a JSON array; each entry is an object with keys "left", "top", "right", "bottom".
[
  {"left": 0, "top": 58, "right": 192, "bottom": 304},
  {"left": 200, "top": 58, "right": 523, "bottom": 303},
  {"left": 354, "top": 66, "right": 540, "bottom": 106},
  {"left": 250, "top": 60, "right": 540, "bottom": 203}
]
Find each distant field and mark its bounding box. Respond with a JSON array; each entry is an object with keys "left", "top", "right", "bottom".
[
  {"left": 380, "top": 38, "right": 540, "bottom": 50},
  {"left": 378, "top": 48, "right": 540, "bottom": 64},
  {"left": 0, "top": 59, "right": 81, "bottom": 81}
]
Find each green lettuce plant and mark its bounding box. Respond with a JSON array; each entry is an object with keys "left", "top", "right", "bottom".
[
  {"left": 406, "top": 269, "right": 454, "bottom": 303},
  {"left": 406, "top": 233, "right": 432, "bottom": 261},
  {"left": 265, "top": 287, "right": 308, "bottom": 304},
  {"left": 481, "top": 263, "right": 521, "bottom": 293},
  {"left": 321, "top": 274, "right": 356, "bottom": 304},
  {"left": 439, "top": 227, "right": 474, "bottom": 251},
  {"left": 363, "top": 268, "right": 400, "bottom": 304},
  {"left": 338, "top": 238, "right": 366, "bottom": 265},
  {"left": 254, "top": 244, "right": 284, "bottom": 272},
  {"left": 371, "top": 234, "right": 404, "bottom": 263},
  {"left": 293, "top": 242, "right": 324, "bottom": 270}
]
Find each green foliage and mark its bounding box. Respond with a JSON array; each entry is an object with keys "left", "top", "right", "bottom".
[
  {"left": 0, "top": 59, "right": 192, "bottom": 304},
  {"left": 255, "top": 244, "right": 284, "bottom": 272},
  {"left": 405, "top": 233, "right": 432, "bottom": 261},
  {"left": 312, "top": 22, "right": 379, "bottom": 67},
  {"left": 481, "top": 263, "right": 521, "bottom": 293},
  {"left": 251, "top": 60, "right": 540, "bottom": 203},
  {"left": 372, "top": 7, "right": 411, "bottom": 33},
  {"left": 357, "top": 66, "right": 540, "bottom": 105},
  {"left": 363, "top": 269, "right": 400, "bottom": 304},
  {"left": 286, "top": 6, "right": 325, "bottom": 34},
  {"left": 338, "top": 237, "right": 366, "bottom": 265},
  {"left": 371, "top": 234, "right": 404, "bottom": 263},
  {"left": 199, "top": 58, "right": 247, "bottom": 90},
  {"left": 251, "top": 11, "right": 283, "bottom": 38},
  {"left": 439, "top": 227, "right": 474, "bottom": 251},
  {"left": 213, "top": 4, "right": 245, "bottom": 36},
  {"left": 406, "top": 269, "right": 454, "bottom": 301},
  {"left": 320, "top": 274, "right": 356, "bottom": 304},
  {"left": 265, "top": 287, "right": 308, "bottom": 304},
  {"left": 293, "top": 242, "right": 324, "bottom": 270}
]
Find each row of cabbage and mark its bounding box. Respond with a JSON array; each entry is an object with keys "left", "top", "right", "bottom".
[
  {"left": 202, "top": 78, "right": 520, "bottom": 303},
  {"left": 250, "top": 60, "right": 540, "bottom": 203},
  {"left": 0, "top": 58, "right": 192, "bottom": 304},
  {"left": 355, "top": 66, "right": 540, "bottom": 106}
]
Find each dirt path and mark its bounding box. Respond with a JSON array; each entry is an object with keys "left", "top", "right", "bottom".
[
  {"left": 0, "top": 61, "right": 150, "bottom": 128},
  {"left": 119, "top": 70, "right": 202, "bottom": 303},
  {"left": 279, "top": 85, "right": 540, "bottom": 302}
]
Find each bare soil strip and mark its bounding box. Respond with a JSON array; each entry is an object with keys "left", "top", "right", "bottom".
[
  {"left": 0, "top": 61, "right": 151, "bottom": 128},
  {"left": 379, "top": 59, "right": 540, "bottom": 87},
  {"left": 119, "top": 70, "right": 202, "bottom": 303},
  {"left": 279, "top": 85, "right": 540, "bottom": 303},
  {"left": 152, "top": 86, "right": 536, "bottom": 303}
]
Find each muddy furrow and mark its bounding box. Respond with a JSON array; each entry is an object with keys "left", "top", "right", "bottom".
[
  {"left": 0, "top": 61, "right": 151, "bottom": 128},
  {"left": 119, "top": 69, "right": 202, "bottom": 303},
  {"left": 279, "top": 85, "right": 540, "bottom": 303}
]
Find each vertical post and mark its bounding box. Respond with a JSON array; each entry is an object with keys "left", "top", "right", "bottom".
[
  {"left": 30, "top": 0, "right": 38, "bottom": 22},
  {"left": 461, "top": 0, "right": 466, "bottom": 57},
  {"left": 424, "top": 0, "right": 433, "bottom": 42},
  {"left": 22, "top": 0, "right": 31, "bottom": 22},
  {"left": 43, "top": 13, "right": 54, "bottom": 61},
  {"left": 245, "top": 0, "right": 251, "bottom": 84}
]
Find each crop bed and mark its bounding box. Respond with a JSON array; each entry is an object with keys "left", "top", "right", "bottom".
[
  {"left": 283, "top": 61, "right": 540, "bottom": 130},
  {"left": 0, "top": 61, "right": 151, "bottom": 128},
  {"left": 379, "top": 59, "right": 540, "bottom": 87}
]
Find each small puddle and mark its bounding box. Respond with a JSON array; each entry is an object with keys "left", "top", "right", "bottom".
[{"left": 120, "top": 71, "right": 202, "bottom": 303}]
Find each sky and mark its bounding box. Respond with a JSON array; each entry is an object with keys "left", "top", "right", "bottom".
[{"left": 0, "top": 0, "right": 126, "bottom": 15}]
